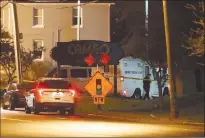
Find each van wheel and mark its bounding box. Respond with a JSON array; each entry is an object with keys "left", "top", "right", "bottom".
[
  {"left": 132, "top": 88, "right": 142, "bottom": 99},
  {"left": 163, "top": 87, "right": 169, "bottom": 96}
]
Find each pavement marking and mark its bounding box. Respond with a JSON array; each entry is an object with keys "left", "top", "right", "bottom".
[
  {"left": 183, "top": 122, "right": 205, "bottom": 125},
  {"left": 57, "top": 117, "right": 67, "bottom": 120},
  {"left": 1, "top": 118, "right": 34, "bottom": 123}
]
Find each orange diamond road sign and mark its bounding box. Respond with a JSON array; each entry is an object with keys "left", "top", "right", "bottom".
[{"left": 84, "top": 71, "right": 113, "bottom": 97}]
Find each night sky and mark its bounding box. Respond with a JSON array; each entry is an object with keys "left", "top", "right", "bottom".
[{"left": 148, "top": 1, "right": 198, "bottom": 65}]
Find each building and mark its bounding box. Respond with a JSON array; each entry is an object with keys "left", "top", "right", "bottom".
[{"left": 1, "top": 0, "right": 113, "bottom": 65}]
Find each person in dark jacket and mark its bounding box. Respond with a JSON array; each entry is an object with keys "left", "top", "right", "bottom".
[{"left": 143, "top": 73, "right": 151, "bottom": 100}]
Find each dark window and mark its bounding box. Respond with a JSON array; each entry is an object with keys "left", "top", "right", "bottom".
[
  {"left": 60, "top": 69, "right": 67, "bottom": 78},
  {"left": 72, "top": 8, "right": 81, "bottom": 26},
  {"left": 70, "top": 69, "right": 87, "bottom": 78},
  {"left": 88, "top": 69, "right": 91, "bottom": 77},
  {"left": 38, "top": 80, "right": 70, "bottom": 89},
  {"left": 33, "top": 40, "right": 43, "bottom": 59}
]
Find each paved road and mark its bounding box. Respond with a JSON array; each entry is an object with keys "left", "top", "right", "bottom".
[{"left": 1, "top": 108, "right": 204, "bottom": 137}]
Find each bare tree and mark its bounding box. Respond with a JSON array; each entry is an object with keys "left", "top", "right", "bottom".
[
  {"left": 183, "top": 1, "right": 204, "bottom": 65},
  {"left": 0, "top": 28, "right": 46, "bottom": 84},
  {"left": 28, "top": 62, "right": 53, "bottom": 80}
]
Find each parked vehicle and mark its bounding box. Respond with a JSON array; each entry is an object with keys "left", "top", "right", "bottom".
[
  {"left": 2, "top": 82, "right": 33, "bottom": 110},
  {"left": 25, "top": 78, "right": 76, "bottom": 115},
  {"left": 119, "top": 57, "right": 169, "bottom": 98},
  {"left": 46, "top": 66, "right": 91, "bottom": 94},
  {"left": 52, "top": 57, "right": 169, "bottom": 98}
]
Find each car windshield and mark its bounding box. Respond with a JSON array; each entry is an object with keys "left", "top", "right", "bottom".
[{"left": 38, "top": 80, "right": 70, "bottom": 89}]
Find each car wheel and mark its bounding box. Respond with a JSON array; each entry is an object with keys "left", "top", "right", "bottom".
[
  {"left": 25, "top": 103, "right": 31, "bottom": 114},
  {"left": 9, "top": 98, "right": 15, "bottom": 111},
  {"left": 59, "top": 109, "right": 66, "bottom": 115}
]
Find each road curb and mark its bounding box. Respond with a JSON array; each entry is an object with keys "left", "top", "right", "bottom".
[
  {"left": 182, "top": 121, "right": 205, "bottom": 126},
  {"left": 77, "top": 113, "right": 204, "bottom": 126}
]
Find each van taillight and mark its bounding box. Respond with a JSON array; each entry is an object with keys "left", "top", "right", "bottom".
[
  {"left": 38, "top": 89, "right": 44, "bottom": 96},
  {"left": 68, "top": 89, "right": 75, "bottom": 96}
]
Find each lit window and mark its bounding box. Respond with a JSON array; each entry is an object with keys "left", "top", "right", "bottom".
[
  {"left": 33, "top": 40, "right": 44, "bottom": 60},
  {"left": 33, "top": 8, "right": 43, "bottom": 27},
  {"left": 72, "top": 7, "right": 82, "bottom": 27}
]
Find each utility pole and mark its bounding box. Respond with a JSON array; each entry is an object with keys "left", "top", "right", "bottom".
[
  {"left": 1, "top": 1, "right": 22, "bottom": 83},
  {"left": 162, "top": 0, "right": 178, "bottom": 119},
  {"left": 56, "top": 27, "right": 61, "bottom": 77},
  {"left": 11, "top": 1, "right": 22, "bottom": 84},
  {"left": 77, "top": 0, "right": 81, "bottom": 40},
  {"left": 0, "top": 2, "right": 9, "bottom": 39}
]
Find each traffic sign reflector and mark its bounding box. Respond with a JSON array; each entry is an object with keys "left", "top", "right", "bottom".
[
  {"left": 100, "top": 53, "right": 110, "bottom": 65},
  {"left": 84, "top": 54, "right": 95, "bottom": 66},
  {"left": 84, "top": 71, "right": 113, "bottom": 96}
]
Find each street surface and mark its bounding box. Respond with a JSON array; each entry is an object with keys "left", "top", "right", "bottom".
[{"left": 1, "top": 108, "right": 204, "bottom": 137}]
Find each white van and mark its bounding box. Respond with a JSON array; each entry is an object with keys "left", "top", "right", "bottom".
[
  {"left": 59, "top": 57, "right": 169, "bottom": 98},
  {"left": 59, "top": 65, "right": 91, "bottom": 94},
  {"left": 119, "top": 57, "right": 169, "bottom": 98}
]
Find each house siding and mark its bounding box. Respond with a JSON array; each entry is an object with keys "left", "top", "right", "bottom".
[{"left": 1, "top": 2, "right": 111, "bottom": 64}]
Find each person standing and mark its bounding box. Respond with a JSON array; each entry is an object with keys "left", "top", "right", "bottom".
[{"left": 143, "top": 73, "right": 151, "bottom": 100}]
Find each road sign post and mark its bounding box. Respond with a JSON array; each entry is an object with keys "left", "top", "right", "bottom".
[{"left": 96, "top": 67, "right": 102, "bottom": 110}]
